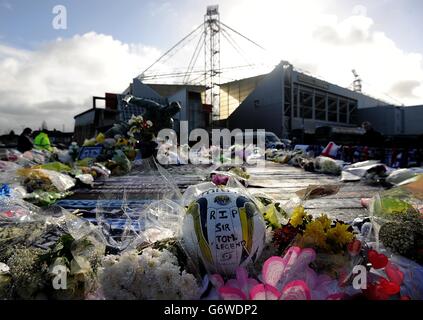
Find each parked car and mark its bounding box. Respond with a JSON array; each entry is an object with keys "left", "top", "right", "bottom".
[{"left": 235, "top": 131, "right": 286, "bottom": 150}]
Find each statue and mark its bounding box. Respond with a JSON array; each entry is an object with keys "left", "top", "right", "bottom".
[
  {"left": 122, "top": 95, "right": 181, "bottom": 135},
  {"left": 104, "top": 95, "right": 182, "bottom": 159}
]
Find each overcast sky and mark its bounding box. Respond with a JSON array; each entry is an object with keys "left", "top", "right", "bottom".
[{"left": 0, "top": 0, "right": 422, "bottom": 133}]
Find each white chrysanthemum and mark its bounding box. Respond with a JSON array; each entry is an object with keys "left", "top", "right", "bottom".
[
  {"left": 156, "top": 263, "right": 174, "bottom": 283},
  {"left": 178, "top": 272, "right": 201, "bottom": 300},
  {"left": 98, "top": 249, "right": 200, "bottom": 300}
]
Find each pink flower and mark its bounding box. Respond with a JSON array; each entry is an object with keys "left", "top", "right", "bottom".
[
  {"left": 215, "top": 267, "right": 259, "bottom": 300},
  {"left": 212, "top": 174, "right": 229, "bottom": 186},
  {"left": 212, "top": 246, "right": 344, "bottom": 301}
]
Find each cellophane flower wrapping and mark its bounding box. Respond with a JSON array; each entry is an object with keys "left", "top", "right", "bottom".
[
  {"left": 370, "top": 175, "right": 423, "bottom": 264},
  {"left": 0, "top": 197, "right": 106, "bottom": 299}
]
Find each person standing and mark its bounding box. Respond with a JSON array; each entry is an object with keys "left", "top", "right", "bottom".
[
  {"left": 361, "top": 121, "right": 383, "bottom": 147},
  {"left": 360, "top": 121, "right": 384, "bottom": 161},
  {"left": 17, "top": 128, "right": 33, "bottom": 153},
  {"left": 34, "top": 129, "right": 52, "bottom": 151}
]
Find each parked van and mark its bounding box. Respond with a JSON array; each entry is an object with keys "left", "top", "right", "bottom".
[{"left": 234, "top": 131, "right": 286, "bottom": 149}]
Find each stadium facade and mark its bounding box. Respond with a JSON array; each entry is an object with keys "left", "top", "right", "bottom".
[
  {"left": 74, "top": 61, "right": 422, "bottom": 143},
  {"left": 222, "top": 61, "right": 390, "bottom": 138}
]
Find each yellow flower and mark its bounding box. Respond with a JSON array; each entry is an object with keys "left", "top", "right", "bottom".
[
  {"left": 315, "top": 214, "right": 332, "bottom": 231},
  {"left": 95, "top": 133, "right": 105, "bottom": 144},
  {"left": 326, "top": 222, "right": 354, "bottom": 246},
  {"left": 301, "top": 220, "right": 328, "bottom": 250},
  {"left": 116, "top": 138, "right": 128, "bottom": 146},
  {"left": 290, "top": 206, "right": 306, "bottom": 228}
]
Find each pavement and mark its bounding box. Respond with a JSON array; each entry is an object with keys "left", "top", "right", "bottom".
[{"left": 56, "top": 160, "right": 384, "bottom": 229}]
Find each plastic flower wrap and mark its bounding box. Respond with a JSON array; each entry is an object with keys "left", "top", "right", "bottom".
[
  {"left": 370, "top": 175, "right": 423, "bottom": 264},
  {"left": 295, "top": 184, "right": 341, "bottom": 201},
  {"left": 0, "top": 197, "right": 46, "bottom": 250},
  {"left": 0, "top": 232, "right": 104, "bottom": 300},
  {"left": 314, "top": 156, "right": 343, "bottom": 175},
  {"left": 361, "top": 249, "right": 402, "bottom": 299},
  {"left": 210, "top": 166, "right": 250, "bottom": 187},
  {"left": 341, "top": 160, "right": 388, "bottom": 183},
  {"left": 0, "top": 202, "right": 106, "bottom": 300},
  {"left": 0, "top": 160, "right": 22, "bottom": 185},
  {"left": 141, "top": 199, "right": 186, "bottom": 244},
  {"left": 106, "top": 150, "right": 132, "bottom": 176},
  {"left": 16, "top": 168, "right": 75, "bottom": 193},
  {"left": 55, "top": 233, "right": 104, "bottom": 300},
  {"left": 343, "top": 246, "right": 420, "bottom": 300},
  {"left": 266, "top": 150, "right": 302, "bottom": 165},
  {"left": 386, "top": 168, "right": 419, "bottom": 186},
  {"left": 288, "top": 153, "right": 306, "bottom": 168},
  {"left": 24, "top": 190, "right": 73, "bottom": 207},
  {"left": 32, "top": 162, "right": 72, "bottom": 173},
  {"left": 253, "top": 192, "right": 287, "bottom": 230},
  {"left": 95, "top": 164, "right": 184, "bottom": 251},
  {"left": 389, "top": 253, "right": 423, "bottom": 299}
]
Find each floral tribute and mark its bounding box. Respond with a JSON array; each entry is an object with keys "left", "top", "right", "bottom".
[
  {"left": 97, "top": 248, "right": 200, "bottom": 300},
  {"left": 210, "top": 246, "right": 343, "bottom": 300},
  {"left": 0, "top": 174, "right": 422, "bottom": 300},
  {"left": 270, "top": 206, "right": 356, "bottom": 277}
]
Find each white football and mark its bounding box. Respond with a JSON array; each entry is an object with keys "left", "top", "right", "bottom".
[{"left": 182, "top": 188, "right": 266, "bottom": 276}]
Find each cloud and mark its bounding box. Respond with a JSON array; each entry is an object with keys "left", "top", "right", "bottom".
[
  {"left": 0, "top": 32, "right": 161, "bottom": 133},
  {"left": 1, "top": 1, "right": 423, "bottom": 133},
  {"left": 300, "top": 15, "right": 423, "bottom": 105},
  {"left": 312, "top": 16, "right": 375, "bottom": 45},
  {"left": 220, "top": 0, "right": 423, "bottom": 106},
  {"left": 390, "top": 80, "right": 421, "bottom": 99}
]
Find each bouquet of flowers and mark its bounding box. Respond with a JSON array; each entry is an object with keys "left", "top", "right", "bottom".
[
  {"left": 98, "top": 247, "right": 201, "bottom": 300},
  {"left": 209, "top": 246, "right": 344, "bottom": 300},
  {"left": 0, "top": 232, "right": 104, "bottom": 300},
  {"left": 370, "top": 175, "right": 423, "bottom": 264},
  {"left": 17, "top": 168, "right": 75, "bottom": 193},
  {"left": 127, "top": 115, "right": 153, "bottom": 151},
  {"left": 314, "top": 156, "right": 343, "bottom": 175},
  {"left": 272, "top": 206, "right": 356, "bottom": 276},
  {"left": 0, "top": 199, "right": 105, "bottom": 300}
]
